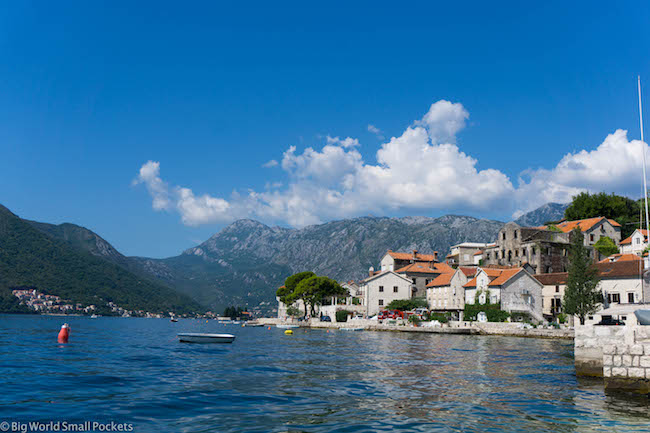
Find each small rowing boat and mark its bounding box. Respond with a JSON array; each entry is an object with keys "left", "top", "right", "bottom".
[
  {"left": 177, "top": 333, "right": 236, "bottom": 344},
  {"left": 340, "top": 327, "right": 364, "bottom": 331},
  {"left": 244, "top": 322, "right": 264, "bottom": 327},
  {"left": 276, "top": 324, "right": 299, "bottom": 329}
]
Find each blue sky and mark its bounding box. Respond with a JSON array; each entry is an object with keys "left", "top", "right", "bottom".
[{"left": 2, "top": 1, "right": 650, "bottom": 258}]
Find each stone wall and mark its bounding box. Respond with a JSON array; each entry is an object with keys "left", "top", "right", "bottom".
[
  {"left": 575, "top": 322, "right": 650, "bottom": 393},
  {"left": 602, "top": 326, "right": 650, "bottom": 393}
]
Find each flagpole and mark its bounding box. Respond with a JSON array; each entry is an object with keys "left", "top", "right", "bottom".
[{"left": 639, "top": 76, "right": 649, "bottom": 303}]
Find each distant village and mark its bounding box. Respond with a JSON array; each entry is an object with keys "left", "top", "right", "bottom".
[{"left": 277, "top": 216, "right": 650, "bottom": 325}]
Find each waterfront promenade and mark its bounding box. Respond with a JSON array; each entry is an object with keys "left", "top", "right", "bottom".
[{"left": 259, "top": 318, "right": 574, "bottom": 339}]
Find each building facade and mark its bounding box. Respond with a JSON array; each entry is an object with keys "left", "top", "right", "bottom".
[
  {"left": 620, "top": 229, "right": 648, "bottom": 256},
  {"left": 426, "top": 269, "right": 468, "bottom": 316},
  {"left": 446, "top": 242, "right": 492, "bottom": 266},
  {"left": 361, "top": 271, "right": 414, "bottom": 317}
]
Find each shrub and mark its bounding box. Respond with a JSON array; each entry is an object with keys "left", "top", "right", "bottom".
[
  {"left": 387, "top": 298, "right": 428, "bottom": 311},
  {"left": 429, "top": 312, "right": 449, "bottom": 323},
  {"left": 464, "top": 302, "right": 510, "bottom": 322},
  {"left": 408, "top": 315, "right": 421, "bottom": 326},
  {"left": 557, "top": 313, "right": 567, "bottom": 324},
  {"left": 336, "top": 309, "right": 351, "bottom": 322}
]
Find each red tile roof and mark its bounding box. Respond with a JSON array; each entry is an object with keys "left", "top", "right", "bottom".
[
  {"left": 458, "top": 266, "right": 477, "bottom": 277},
  {"left": 620, "top": 229, "right": 648, "bottom": 245},
  {"left": 426, "top": 272, "right": 455, "bottom": 287},
  {"left": 463, "top": 267, "right": 524, "bottom": 288},
  {"left": 538, "top": 217, "right": 620, "bottom": 233},
  {"left": 473, "top": 250, "right": 483, "bottom": 256},
  {"left": 533, "top": 260, "right": 645, "bottom": 285},
  {"left": 433, "top": 262, "right": 455, "bottom": 273},
  {"left": 387, "top": 250, "right": 437, "bottom": 262},
  {"left": 598, "top": 253, "right": 642, "bottom": 263}
]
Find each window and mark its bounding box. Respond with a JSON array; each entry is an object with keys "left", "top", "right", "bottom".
[
  {"left": 621, "top": 315, "right": 627, "bottom": 321},
  {"left": 379, "top": 285, "right": 384, "bottom": 292},
  {"left": 502, "top": 232, "right": 506, "bottom": 240},
  {"left": 378, "top": 299, "right": 384, "bottom": 306},
  {"left": 515, "top": 250, "right": 519, "bottom": 257},
  {"left": 555, "top": 285, "right": 560, "bottom": 293},
  {"left": 612, "top": 293, "right": 620, "bottom": 304},
  {"left": 393, "top": 286, "right": 398, "bottom": 293},
  {"left": 636, "top": 237, "right": 641, "bottom": 245},
  {"left": 590, "top": 234, "right": 594, "bottom": 242},
  {"left": 628, "top": 293, "right": 635, "bottom": 303}
]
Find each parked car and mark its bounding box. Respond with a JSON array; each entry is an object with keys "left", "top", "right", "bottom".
[
  {"left": 595, "top": 316, "right": 625, "bottom": 326},
  {"left": 320, "top": 315, "right": 332, "bottom": 322}
]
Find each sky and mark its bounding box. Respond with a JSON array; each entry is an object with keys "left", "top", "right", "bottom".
[{"left": 2, "top": 1, "right": 650, "bottom": 258}]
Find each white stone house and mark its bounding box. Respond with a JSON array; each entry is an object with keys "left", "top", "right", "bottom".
[
  {"left": 361, "top": 271, "right": 414, "bottom": 317},
  {"left": 464, "top": 267, "right": 544, "bottom": 322},
  {"left": 619, "top": 229, "right": 648, "bottom": 256},
  {"left": 426, "top": 269, "right": 468, "bottom": 316}
]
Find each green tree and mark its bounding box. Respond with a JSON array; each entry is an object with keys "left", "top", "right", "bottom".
[
  {"left": 285, "top": 305, "right": 301, "bottom": 317},
  {"left": 564, "top": 192, "right": 640, "bottom": 238},
  {"left": 593, "top": 236, "right": 619, "bottom": 257},
  {"left": 294, "top": 275, "right": 347, "bottom": 316},
  {"left": 563, "top": 229, "right": 602, "bottom": 325},
  {"left": 386, "top": 298, "right": 428, "bottom": 311}
]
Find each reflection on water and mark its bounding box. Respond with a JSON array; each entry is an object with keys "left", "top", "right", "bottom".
[{"left": 0, "top": 315, "right": 648, "bottom": 433}]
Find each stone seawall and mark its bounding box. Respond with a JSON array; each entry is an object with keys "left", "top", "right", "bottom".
[
  {"left": 575, "top": 323, "right": 650, "bottom": 393},
  {"left": 258, "top": 318, "right": 572, "bottom": 339}
]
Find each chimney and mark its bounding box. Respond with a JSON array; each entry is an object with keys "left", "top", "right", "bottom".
[
  {"left": 434, "top": 251, "right": 438, "bottom": 262},
  {"left": 369, "top": 266, "right": 374, "bottom": 277},
  {"left": 412, "top": 250, "right": 418, "bottom": 261}
]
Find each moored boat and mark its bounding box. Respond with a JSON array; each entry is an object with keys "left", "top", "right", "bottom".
[
  {"left": 177, "top": 333, "right": 236, "bottom": 343},
  {"left": 276, "top": 324, "right": 299, "bottom": 329},
  {"left": 244, "top": 322, "right": 264, "bottom": 327},
  {"left": 340, "top": 327, "right": 364, "bottom": 331}
]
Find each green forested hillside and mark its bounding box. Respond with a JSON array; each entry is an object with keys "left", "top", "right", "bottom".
[{"left": 0, "top": 205, "right": 202, "bottom": 314}]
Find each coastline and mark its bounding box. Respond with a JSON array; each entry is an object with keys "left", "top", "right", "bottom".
[{"left": 259, "top": 318, "right": 574, "bottom": 340}]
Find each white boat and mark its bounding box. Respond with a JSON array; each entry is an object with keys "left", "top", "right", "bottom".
[
  {"left": 340, "top": 327, "right": 364, "bottom": 331},
  {"left": 177, "top": 333, "right": 236, "bottom": 344},
  {"left": 244, "top": 322, "right": 264, "bottom": 327},
  {"left": 90, "top": 314, "right": 98, "bottom": 319},
  {"left": 276, "top": 324, "right": 299, "bottom": 329}
]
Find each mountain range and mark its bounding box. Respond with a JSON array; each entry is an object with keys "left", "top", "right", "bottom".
[{"left": 0, "top": 202, "right": 568, "bottom": 313}]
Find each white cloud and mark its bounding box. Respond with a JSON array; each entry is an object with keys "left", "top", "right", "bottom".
[
  {"left": 367, "top": 124, "right": 384, "bottom": 139},
  {"left": 513, "top": 129, "right": 649, "bottom": 216},
  {"left": 262, "top": 159, "right": 278, "bottom": 168},
  {"left": 135, "top": 101, "right": 649, "bottom": 228},
  {"left": 133, "top": 161, "right": 171, "bottom": 211}
]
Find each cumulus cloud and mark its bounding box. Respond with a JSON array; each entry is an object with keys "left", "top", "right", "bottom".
[
  {"left": 262, "top": 159, "right": 278, "bottom": 168},
  {"left": 513, "top": 129, "right": 649, "bottom": 216},
  {"left": 135, "top": 100, "right": 649, "bottom": 227}
]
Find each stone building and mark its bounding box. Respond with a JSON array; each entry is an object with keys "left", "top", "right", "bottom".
[
  {"left": 534, "top": 257, "right": 649, "bottom": 321},
  {"left": 446, "top": 242, "right": 493, "bottom": 266},
  {"left": 482, "top": 217, "right": 622, "bottom": 274},
  {"left": 620, "top": 229, "right": 648, "bottom": 256},
  {"left": 464, "top": 267, "right": 544, "bottom": 322},
  {"left": 380, "top": 250, "right": 438, "bottom": 272},
  {"left": 426, "top": 268, "right": 468, "bottom": 318},
  {"left": 361, "top": 271, "right": 414, "bottom": 317},
  {"left": 394, "top": 261, "right": 455, "bottom": 298}
]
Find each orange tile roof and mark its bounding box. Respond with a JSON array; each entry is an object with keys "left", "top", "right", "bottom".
[
  {"left": 463, "top": 267, "right": 524, "bottom": 288},
  {"left": 539, "top": 217, "right": 621, "bottom": 233},
  {"left": 433, "top": 262, "right": 455, "bottom": 273},
  {"left": 598, "top": 253, "right": 642, "bottom": 263},
  {"left": 473, "top": 250, "right": 483, "bottom": 256},
  {"left": 620, "top": 229, "right": 648, "bottom": 245},
  {"left": 387, "top": 250, "right": 437, "bottom": 262},
  {"left": 458, "top": 266, "right": 477, "bottom": 277},
  {"left": 395, "top": 263, "right": 437, "bottom": 274},
  {"left": 427, "top": 272, "right": 454, "bottom": 287}
]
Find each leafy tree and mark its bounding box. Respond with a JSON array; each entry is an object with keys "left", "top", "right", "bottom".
[
  {"left": 593, "top": 236, "right": 619, "bottom": 257},
  {"left": 564, "top": 192, "right": 640, "bottom": 238},
  {"left": 294, "top": 275, "right": 347, "bottom": 316},
  {"left": 286, "top": 305, "right": 301, "bottom": 317},
  {"left": 563, "top": 229, "right": 602, "bottom": 325},
  {"left": 277, "top": 271, "right": 316, "bottom": 315},
  {"left": 386, "top": 298, "right": 428, "bottom": 311}
]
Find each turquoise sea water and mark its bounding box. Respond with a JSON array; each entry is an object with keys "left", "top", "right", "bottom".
[{"left": 0, "top": 315, "right": 648, "bottom": 433}]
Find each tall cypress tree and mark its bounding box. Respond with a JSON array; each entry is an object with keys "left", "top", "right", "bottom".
[{"left": 563, "top": 229, "right": 601, "bottom": 325}]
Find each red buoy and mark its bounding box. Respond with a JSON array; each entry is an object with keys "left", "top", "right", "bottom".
[{"left": 57, "top": 323, "right": 70, "bottom": 343}]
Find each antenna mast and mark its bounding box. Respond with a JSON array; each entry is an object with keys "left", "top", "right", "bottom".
[{"left": 638, "top": 76, "right": 650, "bottom": 240}]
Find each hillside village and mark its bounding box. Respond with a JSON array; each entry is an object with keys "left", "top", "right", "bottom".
[{"left": 277, "top": 216, "right": 650, "bottom": 325}]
